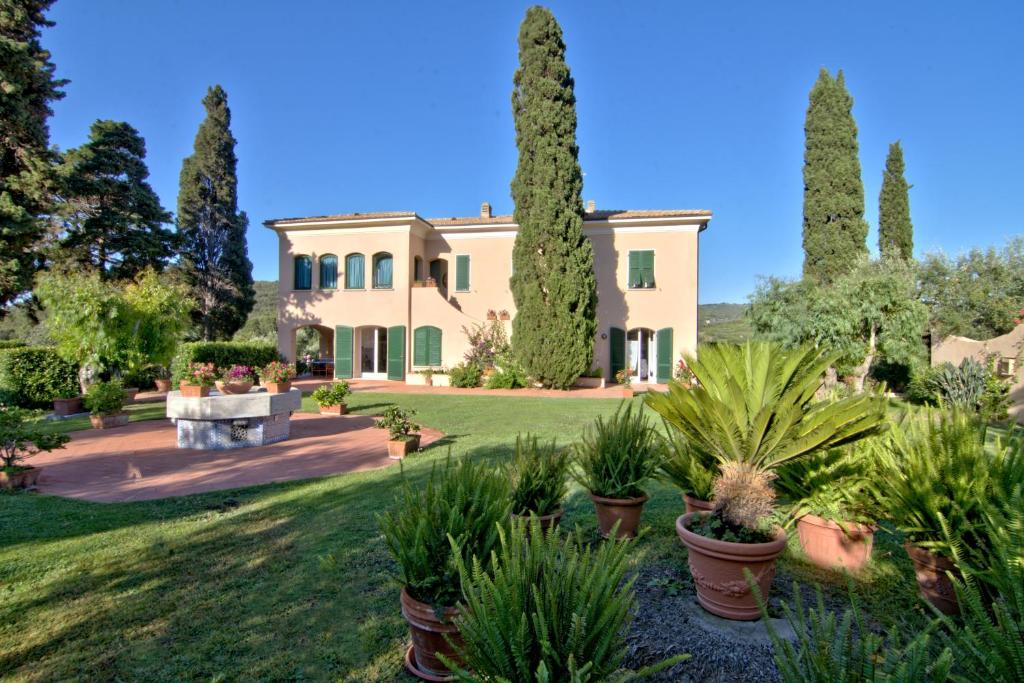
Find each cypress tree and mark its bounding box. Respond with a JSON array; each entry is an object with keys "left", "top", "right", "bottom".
[
  {"left": 0, "top": 0, "right": 65, "bottom": 312},
  {"left": 57, "top": 120, "right": 175, "bottom": 278},
  {"left": 509, "top": 6, "right": 596, "bottom": 389},
  {"left": 878, "top": 141, "right": 913, "bottom": 260},
  {"left": 801, "top": 69, "right": 868, "bottom": 283},
  {"left": 177, "top": 85, "right": 255, "bottom": 341}
]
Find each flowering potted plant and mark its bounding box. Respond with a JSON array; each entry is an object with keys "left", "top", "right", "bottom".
[
  {"left": 0, "top": 406, "right": 69, "bottom": 489},
  {"left": 215, "top": 365, "right": 255, "bottom": 395},
  {"left": 311, "top": 381, "right": 351, "bottom": 415},
  {"left": 377, "top": 406, "right": 421, "bottom": 458},
  {"left": 84, "top": 380, "right": 129, "bottom": 429},
  {"left": 180, "top": 362, "right": 217, "bottom": 398},
  {"left": 614, "top": 367, "right": 633, "bottom": 397},
  {"left": 259, "top": 361, "right": 296, "bottom": 394}
]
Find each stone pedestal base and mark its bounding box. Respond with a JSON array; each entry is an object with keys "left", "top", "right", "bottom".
[
  {"left": 167, "top": 388, "right": 302, "bottom": 450},
  {"left": 176, "top": 413, "right": 291, "bottom": 450}
]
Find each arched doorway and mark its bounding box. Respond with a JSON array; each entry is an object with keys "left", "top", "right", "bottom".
[
  {"left": 357, "top": 326, "right": 388, "bottom": 379},
  {"left": 286, "top": 324, "right": 335, "bottom": 377},
  {"left": 627, "top": 328, "right": 657, "bottom": 383}
]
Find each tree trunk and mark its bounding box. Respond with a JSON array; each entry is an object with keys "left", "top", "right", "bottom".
[
  {"left": 78, "top": 363, "right": 96, "bottom": 395},
  {"left": 850, "top": 323, "right": 877, "bottom": 394}
]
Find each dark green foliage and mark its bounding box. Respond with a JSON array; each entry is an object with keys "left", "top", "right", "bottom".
[
  {"left": 774, "top": 445, "right": 876, "bottom": 525},
  {"left": 177, "top": 86, "right": 255, "bottom": 340},
  {"left": 169, "top": 341, "right": 279, "bottom": 383},
  {"left": 310, "top": 381, "right": 350, "bottom": 408},
  {"left": 921, "top": 358, "right": 1011, "bottom": 422},
  {"left": 508, "top": 434, "right": 569, "bottom": 516},
  {"left": 878, "top": 141, "right": 913, "bottom": 260},
  {"left": 56, "top": 120, "right": 175, "bottom": 279},
  {"left": 0, "top": 405, "right": 69, "bottom": 470},
  {"left": 231, "top": 280, "right": 277, "bottom": 343},
  {"left": 448, "top": 362, "right": 483, "bottom": 388},
  {"left": 444, "top": 519, "right": 688, "bottom": 682},
  {"left": 377, "top": 455, "right": 510, "bottom": 608},
  {"left": 0, "top": 340, "right": 25, "bottom": 350},
  {"left": 375, "top": 406, "right": 419, "bottom": 440},
  {"left": 509, "top": 7, "right": 597, "bottom": 389},
  {"left": 657, "top": 429, "right": 717, "bottom": 501},
  {"left": 0, "top": 346, "right": 77, "bottom": 407},
  {"left": 485, "top": 353, "right": 529, "bottom": 389},
  {"left": 572, "top": 403, "right": 665, "bottom": 499},
  {"left": 0, "top": 0, "right": 65, "bottom": 312},
  {"left": 802, "top": 69, "right": 869, "bottom": 283},
  {"left": 83, "top": 380, "right": 125, "bottom": 417}
]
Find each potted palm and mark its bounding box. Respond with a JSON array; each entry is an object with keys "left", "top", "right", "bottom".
[
  {"left": 659, "top": 429, "right": 717, "bottom": 513},
  {"left": 180, "top": 362, "right": 217, "bottom": 398},
  {"left": 378, "top": 455, "right": 509, "bottom": 681},
  {"left": 377, "top": 406, "right": 421, "bottom": 458},
  {"left": 259, "top": 361, "right": 296, "bottom": 394},
  {"left": 85, "top": 380, "right": 129, "bottom": 429},
  {"left": 215, "top": 365, "right": 255, "bottom": 394},
  {"left": 311, "top": 381, "right": 351, "bottom": 415},
  {"left": 572, "top": 403, "right": 666, "bottom": 539},
  {"left": 646, "top": 342, "right": 887, "bottom": 620},
  {"left": 0, "top": 406, "right": 70, "bottom": 490},
  {"left": 507, "top": 434, "right": 570, "bottom": 530}
]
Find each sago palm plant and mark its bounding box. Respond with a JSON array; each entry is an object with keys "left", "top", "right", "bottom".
[{"left": 657, "top": 427, "right": 717, "bottom": 501}]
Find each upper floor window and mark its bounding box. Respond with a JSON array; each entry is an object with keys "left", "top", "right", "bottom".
[
  {"left": 293, "top": 255, "right": 312, "bottom": 290},
  {"left": 373, "top": 252, "right": 393, "bottom": 289},
  {"left": 345, "top": 253, "right": 365, "bottom": 289},
  {"left": 413, "top": 256, "right": 423, "bottom": 282},
  {"left": 455, "top": 254, "right": 470, "bottom": 292},
  {"left": 628, "top": 250, "right": 655, "bottom": 289},
  {"left": 319, "top": 254, "right": 338, "bottom": 289}
]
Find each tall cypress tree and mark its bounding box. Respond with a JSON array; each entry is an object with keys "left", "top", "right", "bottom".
[
  {"left": 878, "top": 141, "right": 913, "bottom": 260},
  {"left": 802, "top": 69, "right": 868, "bottom": 283},
  {"left": 509, "top": 6, "right": 596, "bottom": 390},
  {"left": 57, "top": 120, "right": 175, "bottom": 279},
  {"left": 177, "top": 85, "right": 255, "bottom": 341},
  {"left": 0, "top": 0, "right": 65, "bottom": 313}
]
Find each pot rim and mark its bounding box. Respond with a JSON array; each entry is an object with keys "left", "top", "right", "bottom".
[
  {"left": 512, "top": 507, "right": 564, "bottom": 521},
  {"left": 797, "top": 513, "right": 876, "bottom": 534},
  {"left": 400, "top": 587, "right": 460, "bottom": 621},
  {"left": 904, "top": 541, "right": 956, "bottom": 569},
  {"left": 677, "top": 512, "right": 787, "bottom": 559},
  {"left": 589, "top": 492, "right": 649, "bottom": 506}
]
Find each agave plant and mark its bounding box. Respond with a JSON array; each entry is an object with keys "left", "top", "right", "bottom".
[
  {"left": 929, "top": 358, "right": 987, "bottom": 410},
  {"left": 646, "top": 342, "right": 887, "bottom": 530}
]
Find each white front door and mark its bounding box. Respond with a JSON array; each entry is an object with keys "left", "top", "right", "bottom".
[{"left": 360, "top": 327, "right": 388, "bottom": 379}]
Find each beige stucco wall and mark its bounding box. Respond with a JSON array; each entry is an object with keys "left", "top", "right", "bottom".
[{"left": 932, "top": 325, "right": 1024, "bottom": 422}]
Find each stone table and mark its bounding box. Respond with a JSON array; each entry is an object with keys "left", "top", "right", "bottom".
[{"left": 166, "top": 388, "right": 302, "bottom": 450}]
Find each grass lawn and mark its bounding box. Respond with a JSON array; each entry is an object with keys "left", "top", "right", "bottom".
[{"left": 0, "top": 392, "right": 930, "bottom": 681}]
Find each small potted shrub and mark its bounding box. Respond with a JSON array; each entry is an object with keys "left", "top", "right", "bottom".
[
  {"left": 507, "top": 434, "right": 570, "bottom": 530},
  {"left": 215, "top": 365, "right": 255, "bottom": 395},
  {"left": 153, "top": 366, "right": 172, "bottom": 393},
  {"left": 377, "top": 406, "right": 421, "bottom": 458},
  {"left": 378, "top": 455, "right": 510, "bottom": 681},
  {"left": 259, "top": 361, "right": 296, "bottom": 394},
  {"left": 52, "top": 389, "right": 83, "bottom": 418},
  {"left": 572, "top": 403, "right": 666, "bottom": 539},
  {"left": 311, "top": 381, "right": 351, "bottom": 415},
  {"left": 84, "top": 380, "right": 129, "bottom": 429},
  {"left": 615, "top": 367, "right": 633, "bottom": 397},
  {"left": 659, "top": 429, "right": 717, "bottom": 513},
  {"left": 180, "top": 362, "right": 217, "bottom": 398},
  {"left": 0, "top": 406, "right": 70, "bottom": 490}
]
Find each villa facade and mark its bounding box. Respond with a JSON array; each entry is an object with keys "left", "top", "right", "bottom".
[{"left": 265, "top": 203, "right": 711, "bottom": 384}]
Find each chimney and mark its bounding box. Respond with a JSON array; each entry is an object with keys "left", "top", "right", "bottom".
[
  {"left": 480, "top": 201, "right": 492, "bottom": 218},
  {"left": 586, "top": 199, "right": 596, "bottom": 213}
]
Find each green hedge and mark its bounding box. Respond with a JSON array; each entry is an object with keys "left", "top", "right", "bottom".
[
  {"left": 0, "top": 340, "right": 26, "bottom": 350},
  {"left": 170, "top": 342, "right": 281, "bottom": 383},
  {"left": 0, "top": 347, "right": 79, "bottom": 408}
]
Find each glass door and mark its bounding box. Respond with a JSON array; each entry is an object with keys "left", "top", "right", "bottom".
[{"left": 360, "top": 327, "right": 388, "bottom": 379}]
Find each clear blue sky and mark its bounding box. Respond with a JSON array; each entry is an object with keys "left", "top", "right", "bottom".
[{"left": 43, "top": 1, "right": 1023, "bottom": 303}]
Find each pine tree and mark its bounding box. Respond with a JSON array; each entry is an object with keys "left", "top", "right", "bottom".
[
  {"left": 57, "top": 120, "right": 175, "bottom": 278},
  {"left": 878, "top": 141, "right": 913, "bottom": 260},
  {"left": 802, "top": 69, "right": 868, "bottom": 283},
  {"left": 0, "top": 0, "right": 65, "bottom": 312},
  {"left": 509, "top": 6, "right": 596, "bottom": 390},
  {"left": 177, "top": 85, "right": 255, "bottom": 341}
]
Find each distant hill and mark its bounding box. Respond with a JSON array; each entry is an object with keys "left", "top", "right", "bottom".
[
  {"left": 698, "top": 303, "right": 752, "bottom": 344},
  {"left": 232, "top": 280, "right": 278, "bottom": 343}
]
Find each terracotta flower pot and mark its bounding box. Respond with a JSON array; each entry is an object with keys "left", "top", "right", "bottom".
[
  {"left": 90, "top": 412, "right": 129, "bottom": 430},
  {"left": 512, "top": 508, "right": 564, "bottom": 533},
  {"left": 904, "top": 542, "right": 960, "bottom": 615},
  {"left": 179, "top": 382, "right": 211, "bottom": 398},
  {"left": 676, "top": 512, "right": 787, "bottom": 620},
  {"left": 590, "top": 493, "right": 648, "bottom": 539},
  {"left": 124, "top": 387, "right": 139, "bottom": 404},
  {"left": 684, "top": 494, "right": 714, "bottom": 514},
  {"left": 215, "top": 380, "right": 253, "bottom": 395},
  {"left": 264, "top": 381, "right": 292, "bottom": 394},
  {"left": 388, "top": 435, "right": 421, "bottom": 459},
  {"left": 400, "top": 588, "right": 461, "bottom": 681},
  {"left": 53, "top": 396, "right": 83, "bottom": 417},
  {"left": 0, "top": 466, "right": 41, "bottom": 490},
  {"left": 319, "top": 403, "right": 348, "bottom": 415},
  {"left": 154, "top": 379, "right": 172, "bottom": 393},
  {"left": 796, "top": 514, "right": 874, "bottom": 572}
]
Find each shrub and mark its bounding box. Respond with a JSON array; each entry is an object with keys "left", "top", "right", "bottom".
[
  {"left": 376, "top": 406, "right": 419, "bottom": 440},
  {"left": 449, "top": 362, "right": 483, "bottom": 388},
  {"left": 170, "top": 341, "right": 280, "bottom": 383},
  {"left": 0, "top": 347, "right": 79, "bottom": 408},
  {"left": 443, "top": 519, "right": 688, "bottom": 682},
  {"left": 463, "top": 320, "right": 509, "bottom": 369},
  {"left": 258, "top": 361, "right": 296, "bottom": 384},
  {"left": 905, "top": 364, "right": 942, "bottom": 405},
  {"left": 311, "top": 381, "right": 350, "bottom": 408},
  {"left": 83, "top": 381, "right": 126, "bottom": 416},
  {"left": 572, "top": 403, "right": 665, "bottom": 499},
  {"left": 0, "top": 340, "right": 26, "bottom": 350},
  {"left": 377, "top": 454, "right": 510, "bottom": 608},
  {"left": 658, "top": 429, "right": 717, "bottom": 501},
  {"left": 0, "top": 406, "right": 70, "bottom": 472},
  {"left": 485, "top": 353, "right": 529, "bottom": 389},
  {"left": 507, "top": 435, "right": 570, "bottom": 516}
]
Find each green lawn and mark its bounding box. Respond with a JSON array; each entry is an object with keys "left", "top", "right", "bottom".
[{"left": 0, "top": 392, "right": 929, "bottom": 681}]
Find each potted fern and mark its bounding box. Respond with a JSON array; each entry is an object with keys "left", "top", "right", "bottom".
[
  {"left": 507, "top": 434, "right": 570, "bottom": 530},
  {"left": 378, "top": 456, "right": 509, "bottom": 681},
  {"left": 311, "top": 381, "right": 351, "bottom": 415},
  {"left": 646, "top": 342, "right": 886, "bottom": 620},
  {"left": 659, "top": 429, "right": 717, "bottom": 513},
  {"left": 0, "top": 406, "right": 70, "bottom": 490},
  {"left": 572, "top": 403, "right": 666, "bottom": 539},
  {"left": 84, "top": 380, "right": 129, "bottom": 429},
  {"left": 376, "top": 406, "right": 421, "bottom": 458}
]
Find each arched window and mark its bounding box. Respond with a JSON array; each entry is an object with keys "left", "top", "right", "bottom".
[
  {"left": 345, "top": 253, "right": 364, "bottom": 289},
  {"left": 373, "top": 252, "right": 393, "bottom": 289},
  {"left": 319, "top": 254, "right": 338, "bottom": 289},
  {"left": 293, "top": 255, "right": 312, "bottom": 290}
]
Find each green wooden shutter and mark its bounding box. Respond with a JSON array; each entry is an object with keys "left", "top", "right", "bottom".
[
  {"left": 656, "top": 327, "right": 673, "bottom": 383},
  {"left": 335, "top": 325, "right": 353, "bottom": 378},
  {"left": 413, "top": 326, "right": 428, "bottom": 366},
  {"left": 609, "top": 327, "right": 626, "bottom": 379},
  {"left": 428, "top": 327, "right": 442, "bottom": 366},
  {"left": 627, "top": 252, "right": 641, "bottom": 288},
  {"left": 455, "top": 255, "right": 470, "bottom": 291},
  {"left": 387, "top": 325, "right": 405, "bottom": 380},
  {"left": 642, "top": 251, "right": 655, "bottom": 288}
]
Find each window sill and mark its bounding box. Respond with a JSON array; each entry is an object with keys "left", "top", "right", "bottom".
[
  {"left": 372, "top": 287, "right": 395, "bottom": 291},
  {"left": 627, "top": 286, "right": 658, "bottom": 291}
]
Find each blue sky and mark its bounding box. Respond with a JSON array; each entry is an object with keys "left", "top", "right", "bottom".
[{"left": 43, "top": 1, "right": 1023, "bottom": 303}]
